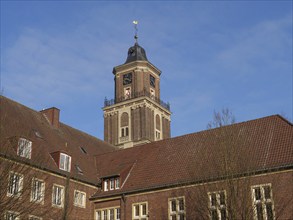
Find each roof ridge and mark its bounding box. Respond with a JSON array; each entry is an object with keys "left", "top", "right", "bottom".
[
  {"left": 274, "top": 114, "right": 293, "bottom": 126},
  {"left": 59, "top": 122, "right": 115, "bottom": 148},
  {"left": 94, "top": 143, "right": 145, "bottom": 157},
  {"left": 168, "top": 114, "right": 285, "bottom": 141}
]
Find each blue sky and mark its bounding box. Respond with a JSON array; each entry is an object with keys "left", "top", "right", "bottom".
[{"left": 1, "top": 1, "right": 292, "bottom": 139}]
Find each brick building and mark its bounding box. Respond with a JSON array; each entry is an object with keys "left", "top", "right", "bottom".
[
  {"left": 92, "top": 114, "right": 293, "bottom": 220},
  {"left": 0, "top": 96, "right": 115, "bottom": 220},
  {"left": 1, "top": 38, "right": 292, "bottom": 220}
]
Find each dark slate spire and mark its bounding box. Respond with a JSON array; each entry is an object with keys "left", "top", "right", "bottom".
[
  {"left": 124, "top": 20, "right": 148, "bottom": 64},
  {"left": 125, "top": 43, "right": 148, "bottom": 64}
]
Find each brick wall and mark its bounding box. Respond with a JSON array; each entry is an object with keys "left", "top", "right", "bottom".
[{"left": 93, "top": 170, "right": 293, "bottom": 220}]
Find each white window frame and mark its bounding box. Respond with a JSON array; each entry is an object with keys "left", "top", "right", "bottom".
[
  {"left": 73, "top": 190, "right": 86, "bottom": 208},
  {"left": 52, "top": 184, "right": 64, "bottom": 208},
  {"left": 208, "top": 190, "right": 227, "bottom": 220},
  {"left": 29, "top": 215, "right": 43, "bottom": 220},
  {"left": 7, "top": 172, "right": 23, "bottom": 197},
  {"left": 110, "top": 179, "right": 115, "bottom": 190},
  {"left": 31, "top": 178, "right": 45, "bottom": 203},
  {"left": 168, "top": 197, "right": 185, "bottom": 220},
  {"left": 104, "top": 180, "right": 108, "bottom": 191},
  {"left": 115, "top": 178, "right": 120, "bottom": 189},
  {"left": 59, "top": 153, "right": 71, "bottom": 172},
  {"left": 5, "top": 210, "right": 20, "bottom": 220},
  {"left": 95, "top": 207, "right": 120, "bottom": 220},
  {"left": 251, "top": 184, "right": 275, "bottom": 220},
  {"left": 17, "top": 137, "right": 32, "bottom": 159},
  {"left": 132, "top": 202, "right": 148, "bottom": 220},
  {"left": 116, "top": 208, "right": 121, "bottom": 220}
]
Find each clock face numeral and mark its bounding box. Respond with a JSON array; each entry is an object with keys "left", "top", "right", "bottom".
[
  {"left": 150, "top": 75, "right": 156, "bottom": 88},
  {"left": 123, "top": 73, "right": 132, "bottom": 85}
]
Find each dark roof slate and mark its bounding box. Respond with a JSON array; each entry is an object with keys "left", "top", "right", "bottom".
[{"left": 125, "top": 43, "right": 148, "bottom": 64}]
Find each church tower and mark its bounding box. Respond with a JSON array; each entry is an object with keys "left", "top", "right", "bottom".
[{"left": 103, "top": 28, "right": 171, "bottom": 148}]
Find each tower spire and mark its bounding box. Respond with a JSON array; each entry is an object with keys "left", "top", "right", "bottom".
[{"left": 133, "top": 20, "right": 138, "bottom": 44}]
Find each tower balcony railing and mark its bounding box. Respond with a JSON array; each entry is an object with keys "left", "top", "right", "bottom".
[{"left": 104, "top": 88, "right": 170, "bottom": 111}]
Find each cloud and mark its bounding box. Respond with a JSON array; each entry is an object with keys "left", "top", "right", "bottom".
[
  {"left": 2, "top": 26, "right": 115, "bottom": 107},
  {"left": 215, "top": 14, "right": 292, "bottom": 79}
]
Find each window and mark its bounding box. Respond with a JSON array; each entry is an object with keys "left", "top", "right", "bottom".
[
  {"left": 124, "top": 87, "right": 131, "bottom": 99},
  {"left": 103, "top": 210, "right": 108, "bottom": 220},
  {"left": 96, "top": 208, "right": 120, "bottom": 220},
  {"left": 209, "top": 191, "right": 226, "bottom": 220},
  {"left": 252, "top": 184, "right": 275, "bottom": 220},
  {"left": 155, "top": 114, "right": 161, "bottom": 140},
  {"left": 109, "top": 209, "right": 114, "bottom": 220},
  {"left": 110, "top": 179, "right": 115, "bottom": 190},
  {"left": 150, "top": 75, "right": 156, "bottom": 88},
  {"left": 59, "top": 153, "right": 71, "bottom": 172},
  {"left": 169, "top": 197, "right": 185, "bottom": 220},
  {"left": 155, "top": 130, "right": 161, "bottom": 140},
  {"left": 5, "top": 211, "right": 20, "bottom": 220},
  {"left": 104, "top": 180, "right": 108, "bottom": 191},
  {"left": 132, "top": 202, "right": 148, "bottom": 220},
  {"left": 52, "top": 184, "right": 64, "bottom": 207},
  {"left": 74, "top": 190, "right": 86, "bottom": 208},
  {"left": 208, "top": 191, "right": 227, "bottom": 220},
  {"left": 104, "top": 177, "right": 120, "bottom": 191},
  {"left": 115, "top": 178, "right": 120, "bottom": 189},
  {"left": 17, "top": 137, "right": 32, "bottom": 159},
  {"left": 150, "top": 88, "right": 155, "bottom": 99},
  {"left": 7, "top": 172, "right": 23, "bottom": 197},
  {"left": 31, "top": 178, "right": 45, "bottom": 203},
  {"left": 116, "top": 208, "right": 121, "bottom": 220},
  {"left": 29, "top": 215, "right": 42, "bottom": 220},
  {"left": 120, "top": 112, "right": 129, "bottom": 142},
  {"left": 121, "top": 127, "right": 129, "bottom": 137}
]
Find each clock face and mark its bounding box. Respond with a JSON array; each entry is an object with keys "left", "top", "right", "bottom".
[
  {"left": 150, "top": 75, "right": 156, "bottom": 88},
  {"left": 123, "top": 73, "right": 132, "bottom": 85}
]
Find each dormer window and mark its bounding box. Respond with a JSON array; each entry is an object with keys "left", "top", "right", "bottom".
[
  {"left": 59, "top": 153, "right": 71, "bottom": 172},
  {"left": 103, "top": 177, "right": 120, "bottom": 191},
  {"left": 17, "top": 138, "right": 32, "bottom": 159}
]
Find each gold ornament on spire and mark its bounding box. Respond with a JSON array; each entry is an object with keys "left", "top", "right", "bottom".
[{"left": 133, "top": 20, "right": 138, "bottom": 43}]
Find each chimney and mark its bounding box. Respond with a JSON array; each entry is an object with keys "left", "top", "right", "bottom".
[{"left": 40, "top": 107, "right": 60, "bottom": 128}]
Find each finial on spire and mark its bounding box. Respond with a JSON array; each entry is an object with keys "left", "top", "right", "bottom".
[{"left": 133, "top": 20, "right": 138, "bottom": 43}]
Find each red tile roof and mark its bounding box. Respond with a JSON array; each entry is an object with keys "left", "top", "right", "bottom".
[
  {"left": 91, "top": 115, "right": 293, "bottom": 199},
  {"left": 0, "top": 95, "right": 116, "bottom": 185}
]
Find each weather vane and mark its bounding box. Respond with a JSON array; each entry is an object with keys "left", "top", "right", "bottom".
[{"left": 133, "top": 20, "right": 138, "bottom": 43}]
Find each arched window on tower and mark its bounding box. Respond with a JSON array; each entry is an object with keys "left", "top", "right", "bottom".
[
  {"left": 155, "top": 114, "right": 161, "bottom": 140},
  {"left": 120, "top": 112, "right": 129, "bottom": 142}
]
